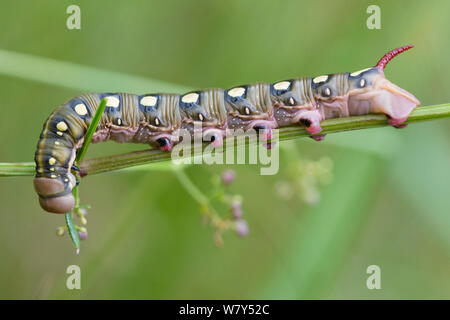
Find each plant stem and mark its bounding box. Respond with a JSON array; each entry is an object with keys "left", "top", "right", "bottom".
[
  {"left": 173, "top": 167, "right": 229, "bottom": 231},
  {"left": 1, "top": 103, "right": 449, "bottom": 177},
  {"left": 76, "top": 99, "right": 107, "bottom": 163},
  {"left": 0, "top": 162, "right": 35, "bottom": 176},
  {"left": 173, "top": 167, "right": 209, "bottom": 206},
  {"left": 65, "top": 208, "right": 80, "bottom": 254},
  {"left": 64, "top": 98, "right": 107, "bottom": 252}
]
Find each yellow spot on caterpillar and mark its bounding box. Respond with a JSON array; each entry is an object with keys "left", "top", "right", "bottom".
[
  {"left": 56, "top": 121, "right": 68, "bottom": 131},
  {"left": 313, "top": 75, "right": 328, "bottom": 84},
  {"left": 228, "top": 87, "right": 246, "bottom": 98},
  {"left": 50, "top": 174, "right": 57, "bottom": 178},
  {"left": 48, "top": 157, "right": 56, "bottom": 165},
  {"left": 55, "top": 141, "right": 60, "bottom": 145},
  {"left": 350, "top": 68, "right": 371, "bottom": 77},
  {"left": 273, "top": 81, "right": 291, "bottom": 91},
  {"left": 57, "top": 131, "right": 63, "bottom": 136},
  {"left": 140, "top": 96, "right": 158, "bottom": 107},
  {"left": 50, "top": 167, "right": 55, "bottom": 172},
  {"left": 181, "top": 93, "right": 199, "bottom": 104},
  {"left": 74, "top": 103, "right": 88, "bottom": 116},
  {"left": 105, "top": 96, "right": 120, "bottom": 108}
]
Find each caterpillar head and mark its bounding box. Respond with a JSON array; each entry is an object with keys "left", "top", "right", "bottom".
[
  {"left": 347, "top": 45, "right": 420, "bottom": 126},
  {"left": 34, "top": 175, "right": 76, "bottom": 213}
]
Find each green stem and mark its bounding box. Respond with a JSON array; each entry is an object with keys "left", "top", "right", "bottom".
[
  {"left": 65, "top": 211, "right": 80, "bottom": 254},
  {"left": 76, "top": 99, "right": 107, "bottom": 162},
  {"left": 68, "top": 103, "right": 450, "bottom": 175},
  {"left": 0, "top": 104, "right": 449, "bottom": 177},
  {"left": 0, "top": 162, "right": 35, "bottom": 176},
  {"left": 173, "top": 167, "right": 209, "bottom": 205},
  {"left": 173, "top": 167, "right": 226, "bottom": 229},
  {"left": 64, "top": 98, "right": 107, "bottom": 252}
]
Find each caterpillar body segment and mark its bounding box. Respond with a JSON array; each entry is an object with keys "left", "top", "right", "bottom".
[
  {"left": 34, "top": 46, "right": 420, "bottom": 213},
  {"left": 226, "top": 82, "right": 277, "bottom": 141},
  {"left": 179, "top": 89, "right": 228, "bottom": 148},
  {"left": 133, "top": 93, "right": 181, "bottom": 151},
  {"left": 271, "top": 77, "right": 323, "bottom": 134}
]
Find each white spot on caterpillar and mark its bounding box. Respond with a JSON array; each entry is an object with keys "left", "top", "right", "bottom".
[
  {"left": 359, "top": 78, "right": 366, "bottom": 87},
  {"left": 48, "top": 157, "right": 56, "bottom": 165},
  {"left": 64, "top": 178, "right": 69, "bottom": 182},
  {"left": 57, "top": 131, "right": 63, "bottom": 136},
  {"left": 198, "top": 113, "right": 204, "bottom": 121},
  {"left": 105, "top": 96, "right": 120, "bottom": 108},
  {"left": 350, "top": 68, "right": 371, "bottom": 77},
  {"left": 228, "top": 87, "right": 246, "bottom": 98},
  {"left": 181, "top": 93, "right": 199, "bottom": 104},
  {"left": 50, "top": 174, "right": 57, "bottom": 178},
  {"left": 324, "top": 87, "right": 331, "bottom": 96},
  {"left": 56, "top": 121, "right": 68, "bottom": 131},
  {"left": 273, "top": 81, "right": 291, "bottom": 91},
  {"left": 74, "top": 103, "right": 88, "bottom": 116},
  {"left": 154, "top": 118, "right": 160, "bottom": 126},
  {"left": 116, "top": 118, "right": 122, "bottom": 126},
  {"left": 141, "top": 96, "right": 158, "bottom": 107},
  {"left": 313, "top": 75, "right": 328, "bottom": 84},
  {"left": 244, "top": 107, "right": 251, "bottom": 115}
]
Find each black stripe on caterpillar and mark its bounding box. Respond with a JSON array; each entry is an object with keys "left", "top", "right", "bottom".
[{"left": 34, "top": 46, "right": 420, "bottom": 214}]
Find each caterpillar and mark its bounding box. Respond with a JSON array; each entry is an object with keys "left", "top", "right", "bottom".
[{"left": 34, "top": 46, "right": 420, "bottom": 214}]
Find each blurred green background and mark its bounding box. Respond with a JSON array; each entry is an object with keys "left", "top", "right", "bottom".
[{"left": 0, "top": 0, "right": 449, "bottom": 299}]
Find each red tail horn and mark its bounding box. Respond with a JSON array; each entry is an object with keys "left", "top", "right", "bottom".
[{"left": 375, "top": 45, "right": 415, "bottom": 71}]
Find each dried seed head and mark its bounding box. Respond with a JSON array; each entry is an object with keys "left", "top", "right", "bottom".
[
  {"left": 230, "top": 201, "right": 243, "bottom": 220},
  {"left": 56, "top": 227, "right": 65, "bottom": 237},
  {"left": 221, "top": 169, "right": 236, "bottom": 185},
  {"left": 78, "top": 231, "right": 88, "bottom": 240},
  {"left": 235, "top": 220, "right": 249, "bottom": 237}
]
